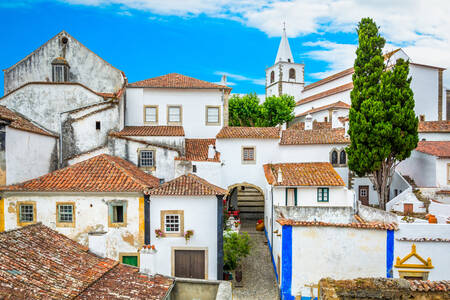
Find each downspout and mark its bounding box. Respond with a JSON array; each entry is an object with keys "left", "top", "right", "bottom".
[
  {"left": 271, "top": 185, "right": 274, "bottom": 258},
  {"left": 144, "top": 193, "right": 151, "bottom": 245},
  {"left": 216, "top": 194, "right": 224, "bottom": 280}
]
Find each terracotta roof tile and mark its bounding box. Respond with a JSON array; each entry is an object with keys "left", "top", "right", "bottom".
[
  {"left": 216, "top": 126, "right": 280, "bottom": 139},
  {"left": 296, "top": 82, "right": 353, "bottom": 106},
  {"left": 0, "top": 105, "right": 57, "bottom": 137},
  {"left": 418, "top": 121, "right": 450, "bottom": 133},
  {"left": 280, "top": 128, "right": 349, "bottom": 145},
  {"left": 264, "top": 162, "right": 345, "bottom": 186},
  {"left": 128, "top": 73, "right": 231, "bottom": 90},
  {"left": 289, "top": 121, "right": 332, "bottom": 130},
  {"left": 115, "top": 126, "right": 185, "bottom": 137},
  {"left": 396, "top": 237, "right": 450, "bottom": 242},
  {"left": 0, "top": 223, "right": 173, "bottom": 299},
  {"left": 276, "top": 218, "right": 398, "bottom": 230},
  {"left": 0, "top": 154, "right": 159, "bottom": 192},
  {"left": 415, "top": 141, "right": 450, "bottom": 158},
  {"left": 176, "top": 139, "right": 220, "bottom": 162},
  {"left": 150, "top": 173, "right": 227, "bottom": 196},
  {"left": 295, "top": 101, "right": 350, "bottom": 117}
]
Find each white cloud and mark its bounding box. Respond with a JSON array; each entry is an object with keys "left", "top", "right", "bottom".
[{"left": 214, "top": 71, "right": 265, "bottom": 86}]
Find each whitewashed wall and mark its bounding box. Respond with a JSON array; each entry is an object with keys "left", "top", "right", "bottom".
[
  {"left": 301, "top": 73, "right": 353, "bottom": 99},
  {"left": 2, "top": 193, "right": 141, "bottom": 260},
  {"left": 174, "top": 160, "right": 222, "bottom": 187},
  {"left": 125, "top": 88, "right": 224, "bottom": 138},
  {"left": 149, "top": 195, "right": 218, "bottom": 280},
  {"left": 394, "top": 223, "right": 450, "bottom": 280},
  {"left": 409, "top": 65, "right": 439, "bottom": 121},
  {"left": 397, "top": 151, "right": 437, "bottom": 187},
  {"left": 435, "top": 158, "right": 450, "bottom": 187},
  {"left": 68, "top": 147, "right": 109, "bottom": 165},
  {"left": 5, "top": 127, "right": 57, "bottom": 185},
  {"left": 294, "top": 90, "right": 351, "bottom": 116},
  {"left": 265, "top": 62, "right": 304, "bottom": 101},
  {"left": 272, "top": 186, "right": 353, "bottom": 207},
  {"left": 419, "top": 132, "right": 450, "bottom": 141}
]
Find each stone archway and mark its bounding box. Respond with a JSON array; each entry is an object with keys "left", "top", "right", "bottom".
[{"left": 228, "top": 183, "right": 264, "bottom": 220}]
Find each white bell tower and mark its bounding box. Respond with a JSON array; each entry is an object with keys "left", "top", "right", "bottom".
[{"left": 265, "top": 24, "right": 304, "bottom": 101}]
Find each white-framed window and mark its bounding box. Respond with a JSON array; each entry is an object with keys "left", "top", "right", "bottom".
[
  {"left": 168, "top": 105, "right": 182, "bottom": 124},
  {"left": 242, "top": 147, "right": 255, "bottom": 163},
  {"left": 206, "top": 106, "right": 220, "bottom": 125},
  {"left": 165, "top": 214, "right": 180, "bottom": 233},
  {"left": 139, "top": 150, "right": 154, "bottom": 167},
  {"left": 58, "top": 204, "right": 74, "bottom": 223},
  {"left": 144, "top": 106, "right": 158, "bottom": 124}
]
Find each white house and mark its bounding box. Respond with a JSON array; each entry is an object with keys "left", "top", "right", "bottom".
[
  {"left": 0, "top": 105, "right": 58, "bottom": 186},
  {"left": 125, "top": 73, "right": 231, "bottom": 138},
  {"left": 145, "top": 173, "right": 227, "bottom": 280},
  {"left": 0, "top": 154, "right": 160, "bottom": 263}
]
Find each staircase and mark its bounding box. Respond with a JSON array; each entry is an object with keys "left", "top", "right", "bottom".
[
  {"left": 237, "top": 186, "right": 264, "bottom": 220},
  {"left": 402, "top": 175, "right": 418, "bottom": 190}
]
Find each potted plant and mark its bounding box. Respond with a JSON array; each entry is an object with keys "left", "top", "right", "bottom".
[
  {"left": 223, "top": 231, "right": 251, "bottom": 281},
  {"left": 184, "top": 230, "right": 194, "bottom": 242},
  {"left": 155, "top": 229, "right": 164, "bottom": 238}
]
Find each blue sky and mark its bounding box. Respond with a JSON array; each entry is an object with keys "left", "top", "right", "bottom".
[{"left": 1, "top": 0, "right": 449, "bottom": 96}]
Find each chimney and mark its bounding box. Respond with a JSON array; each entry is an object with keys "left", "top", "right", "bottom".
[
  {"left": 221, "top": 75, "right": 227, "bottom": 85},
  {"left": 331, "top": 110, "right": 343, "bottom": 129},
  {"left": 208, "top": 144, "right": 215, "bottom": 159},
  {"left": 140, "top": 245, "right": 157, "bottom": 275},
  {"left": 305, "top": 114, "right": 313, "bottom": 130},
  {"left": 88, "top": 231, "right": 107, "bottom": 258},
  {"left": 277, "top": 167, "right": 283, "bottom": 184}
]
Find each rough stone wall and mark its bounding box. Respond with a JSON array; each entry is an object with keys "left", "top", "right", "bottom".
[{"left": 3, "top": 31, "right": 124, "bottom": 94}]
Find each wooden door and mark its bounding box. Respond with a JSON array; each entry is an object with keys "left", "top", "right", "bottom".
[
  {"left": 174, "top": 250, "right": 205, "bottom": 279},
  {"left": 404, "top": 203, "right": 413, "bottom": 214},
  {"left": 359, "top": 185, "right": 369, "bottom": 206}
]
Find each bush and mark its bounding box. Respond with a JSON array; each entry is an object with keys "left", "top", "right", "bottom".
[{"left": 223, "top": 231, "right": 251, "bottom": 271}]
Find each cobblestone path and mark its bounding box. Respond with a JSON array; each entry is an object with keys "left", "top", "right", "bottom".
[{"left": 232, "top": 220, "right": 280, "bottom": 300}]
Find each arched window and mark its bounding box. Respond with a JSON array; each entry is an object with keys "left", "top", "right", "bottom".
[
  {"left": 270, "top": 71, "right": 275, "bottom": 83},
  {"left": 340, "top": 150, "right": 346, "bottom": 165},
  {"left": 331, "top": 150, "right": 338, "bottom": 165},
  {"left": 289, "top": 68, "right": 296, "bottom": 80},
  {"left": 52, "top": 57, "right": 69, "bottom": 82}
]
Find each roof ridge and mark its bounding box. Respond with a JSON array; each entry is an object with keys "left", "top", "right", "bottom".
[
  {"left": 100, "top": 154, "right": 153, "bottom": 189},
  {"left": 186, "top": 173, "right": 224, "bottom": 193}
]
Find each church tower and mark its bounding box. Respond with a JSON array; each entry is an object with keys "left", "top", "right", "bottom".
[{"left": 265, "top": 25, "right": 304, "bottom": 101}]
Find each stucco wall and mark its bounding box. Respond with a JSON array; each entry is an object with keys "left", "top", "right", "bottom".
[
  {"left": 294, "top": 90, "right": 351, "bottom": 117},
  {"left": 2, "top": 193, "right": 141, "bottom": 260},
  {"left": 301, "top": 73, "right": 353, "bottom": 99},
  {"left": 397, "top": 150, "right": 437, "bottom": 187},
  {"left": 5, "top": 127, "right": 57, "bottom": 185},
  {"left": 266, "top": 62, "right": 304, "bottom": 101},
  {"left": 435, "top": 158, "right": 449, "bottom": 187},
  {"left": 409, "top": 65, "right": 439, "bottom": 121},
  {"left": 419, "top": 132, "right": 450, "bottom": 141},
  {"left": 174, "top": 160, "right": 222, "bottom": 187},
  {"left": 272, "top": 186, "right": 353, "bottom": 207},
  {"left": 149, "top": 195, "right": 218, "bottom": 280}
]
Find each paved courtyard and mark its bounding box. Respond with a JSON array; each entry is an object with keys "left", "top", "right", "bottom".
[{"left": 232, "top": 220, "right": 280, "bottom": 300}]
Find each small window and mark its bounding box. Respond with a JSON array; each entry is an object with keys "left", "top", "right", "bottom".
[
  {"left": 317, "top": 188, "right": 329, "bottom": 202},
  {"left": 159, "top": 178, "right": 165, "bottom": 184},
  {"left": 95, "top": 121, "right": 101, "bottom": 130},
  {"left": 19, "top": 204, "right": 34, "bottom": 223},
  {"left": 339, "top": 150, "right": 346, "bottom": 164},
  {"left": 324, "top": 117, "right": 328, "bottom": 122},
  {"left": 242, "top": 147, "right": 255, "bottom": 163},
  {"left": 139, "top": 150, "right": 155, "bottom": 168},
  {"left": 206, "top": 106, "right": 220, "bottom": 125},
  {"left": 57, "top": 204, "right": 74, "bottom": 223},
  {"left": 168, "top": 105, "right": 182, "bottom": 124},
  {"left": 419, "top": 115, "right": 425, "bottom": 122},
  {"left": 289, "top": 68, "right": 295, "bottom": 80},
  {"left": 331, "top": 150, "right": 338, "bottom": 165},
  {"left": 51, "top": 57, "right": 69, "bottom": 82},
  {"left": 161, "top": 210, "right": 184, "bottom": 237},
  {"left": 108, "top": 201, "right": 127, "bottom": 227},
  {"left": 165, "top": 214, "right": 180, "bottom": 233},
  {"left": 120, "top": 253, "right": 139, "bottom": 267},
  {"left": 144, "top": 106, "right": 158, "bottom": 124},
  {"left": 112, "top": 205, "right": 124, "bottom": 223},
  {"left": 270, "top": 71, "right": 275, "bottom": 83},
  {"left": 192, "top": 165, "right": 197, "bottom": 173}
]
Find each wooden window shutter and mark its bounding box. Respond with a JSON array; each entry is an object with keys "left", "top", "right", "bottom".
[
  {"left": 285, "top": 188, "right": 288, "bottom": 206},
  {"left": 294, "top": 188, "right": 297, "bottom": 206}
]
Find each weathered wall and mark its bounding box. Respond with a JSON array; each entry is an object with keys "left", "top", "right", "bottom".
[
  {"left": 397, "top": 150, "right": 437, "bottom": 187},
  {"left": 174, "top": 160, "right": 222, "bottom": 187},
  {"left": 419, "top": 132, "right": 450, "bottom": 141},
  {"left": 2, "top": 193, "right": 142, "bottom": 260},
  {"left": 272, "top": 186, "right": 354, "bottom": 208},
  {"left": 5, "top": 127, "right": 57, "bottom": 185},
  {"left": 149, "top": 195, "right": 218, "bottom": 280},
  {"left": 3, "top": 31, "right": 123, "bottom": 94}
]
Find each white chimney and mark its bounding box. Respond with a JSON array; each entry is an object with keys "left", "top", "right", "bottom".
[
  {"left": 221, "top": 75, "right": 227, "bottom": 85},
  {"left": 88, "top": 231, "right": 107, "bottom": 258},
  {"left": 331, "top": 110, "right": 342, "bottom": 129},
  {"left": 344, "top": 120, "right": 350, "bottom": 137},
  {"left": 305, "top": 114, "right": 313, "bottom": 130},
  {"left": 140, "top": 246, "right": 157, "bottom": 275},
  {"left": 208, "top": 144, "right": 215, "bottom": 159},
  {"left": 277, "top": 168, "right": 283, "bottom": 184}
]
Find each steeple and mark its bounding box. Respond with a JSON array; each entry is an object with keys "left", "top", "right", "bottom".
[{"left": 275, "top": 23, "right": 294, "bottom": 64}]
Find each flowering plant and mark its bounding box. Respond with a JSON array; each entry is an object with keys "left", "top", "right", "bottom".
[
  {"left": 257, "top": 219, "right": 263, "bottom": 224},
  {"left": 234, "top": 220, "right": 241, "bottom": 228},
  {"left": 184, "top": 230, "right": 194, "bottom": 242},
  {"left": 155, "top": 229, "right": 164, "bottom": 238}
]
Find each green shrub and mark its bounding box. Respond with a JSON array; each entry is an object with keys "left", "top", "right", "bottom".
[{"left": 223, "top": 231, "right": 251, "bottom": 271}]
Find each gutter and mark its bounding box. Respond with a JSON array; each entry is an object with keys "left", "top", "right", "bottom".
[{"left": 163, "top": 280, "right": 176, "bottom": 300}]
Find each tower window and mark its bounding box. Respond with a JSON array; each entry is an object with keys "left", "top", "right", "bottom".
[
  {"left": 95, "top": 121, "right": 101, "bottom": 130},
  {"left": 331, "top": 150, "right": 338, "bottom": 165},
  {"left": 270, "top": 71, "right": 275, "bottom": 83},
  {"left": 51, "top": 57, "right": 69, "bottom": 82},
  {"left": 289, "top": 68, "right": 296, "bottom": 80},
  {"left": 340, "top": 150, "right": 346, "bottom": 164}
]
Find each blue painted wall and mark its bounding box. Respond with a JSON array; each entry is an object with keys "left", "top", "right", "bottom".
[
  {"left": 265, "top": 228, "right": 279, "bottom": 283},
  {"left": 281, "top": 225, "right": 294, "bottom": 300},
  {"left": 386, "top": 229, "right": 394, "bottom": 278}
]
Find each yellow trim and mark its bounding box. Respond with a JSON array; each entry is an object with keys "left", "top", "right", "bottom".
[
  {"left": 0, "top": 198, "right": 4, "bottom": 232},
  {"left": 205, "top": 105, "right": 221, "bottom": 126},
  {"left": 161, "top": 210, "right": 184, "bottom": 237},
  {"left": 119, "top": 252, "right": 140, "bottom": 267},
  {"left": 139, "top": 197, "right": 145, "bottom": 245},
  {"left": 167, "top": 105, "right": 182, "bottom": 125},
  {"left": 56, "top": 202, "right": 76, "bottom": 228},
  {"left": 394, "top": 244, "right": 434, "bottom": 269},
  {"left": 16, "top": 201, "right": 37, "bottom": 227},
  {"left": 399, "top": 270, "right": 429, "bottom": 280},
  {"left": 143, "top": 105, "right": 158, "bottom": 125}
]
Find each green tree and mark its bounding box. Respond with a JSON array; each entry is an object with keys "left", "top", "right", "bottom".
[
  {"left": 348, "top": 18, "right": 418, "bottom": 210},
  {"left": 223, "top": 231, "right": 251, "bottom": 271},
  {"left": 259, "top": 94, "right": 296, "bottom": 127},
  {"left": 228, "top": 93, "right": 261, "bottom": 126}
]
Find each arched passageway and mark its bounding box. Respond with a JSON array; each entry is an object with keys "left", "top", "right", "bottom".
[{"left": 227, "top": 183, "right": 264, "bottom": 220}]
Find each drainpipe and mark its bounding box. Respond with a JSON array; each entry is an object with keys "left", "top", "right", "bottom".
[
  {"left": 144, "top": 193, "right": 151, "bottom": 245},
  {"left": 271, "top": 185, "right": 274, "bottom": 257}
]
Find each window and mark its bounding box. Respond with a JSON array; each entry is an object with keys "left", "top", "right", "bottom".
[
  {"left": 339, "top": 150, "right": 346, "bottom": 164},
  {"left": 108, "top": 201, "right": 127, "bottom": 227},
  {"left": 324, "top": 117, "right": 328, "bottom": 122},
  {"left": 120, "top": 253, "right": 139, "bottom": 267},
  {"left": 270, "top": 71, "right": 275, "bottom": 83},
  {"left": 331, "top": 150, "right": 338, "bottom": 165},
  {"left": 286, "top": 188, "right": 297, "bottom": 206},
  {"left": 206, "top": 106, "right": 220, "bottom": 125},
  {"left": 167, "top": 105, "right": 182, "bottom": 124},
  {"left": 289, "top": 68, "right": 295, "bottom": 80},
  {"left": 51, "top": 57, "right": 69, "bottom": 82},
  {"left": 139, "top": 150, "right": 154, "bottom": 168},
  {"left": 192, "top": 165, "right": 197, "bottom": 173},
  {"left": 95, "top": 121, "right": 101, "bottom": 130},
  {"left": 242, "top": 146, "right": 256, "bottom": 164},
  {"left": 317, "top": 188, "right": 329, "bottom": 202},
  {"left": 144, "top": 105, "right": 158, "bottom": 124},
  {"left": 56, "top": 203, "right": 75, "bottom": 227},
  {"left": 161, "top": 210, "right": 184, "bottom": 237},
  {"left": 419, "top": 115, "right": 425, "bottom": 122},
  {"left": 17, "top": 202, "right": 36, "bottom": 226}
]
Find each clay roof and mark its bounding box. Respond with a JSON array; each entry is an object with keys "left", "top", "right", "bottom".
[
  {"left": 0, "top": 154, "right": 159, "bottom": 193},
  {"left": 418, "top": 121, "right": 450, "bottom": 133},
  {"left": 0, "top": 223, "right": 173, "bottom": 299},
  {"left": 216, "top": 126, "right": 280, "bottom": 139},
  {"left": 289, "top": 121, "right": 332, "bottom": 130},
  {"left": 276, "top": 218, "right": 398, "bottom": 230},
  {"left": 303, "top": 67, "right": 354, "bottom": 91},
  {"left": 280, "top": 128, "right": 349, "bottom": 145},
  {"left": 149, "top": 173, "right": 227, "bottom": 196},
  {"left": 396, "top": 237, "right": 450, "bottom": 242},
  {"left": 0, "top": 105, "right": 56, "bottom": 137},
  {"left": 115, "top": 126, "right": 185, "bottom": 137},
  {"left": 128, "top": 73, "right": 231, "bottom": 90},
  {"left": 295, "top": 101, "right": 351, "bottom": 117},
  {"left": 176, "top": 139, "right": 220, "bottom": 162},
  {"left": 264, "top": 162, "right": 345, "bottom": 186},
  {"left": 415, "top": 141, "right": 450, "bottom": 158},
  {"left": 296, "top": 82, "right": 353, "bottom": 106}
]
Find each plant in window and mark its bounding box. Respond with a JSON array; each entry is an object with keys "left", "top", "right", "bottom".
[
  {"left": 184, "top": 230, "right": 194, "bottom": 242},
  {"left": 155, "top": 229, "right": 164, "bottom": 238}
]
